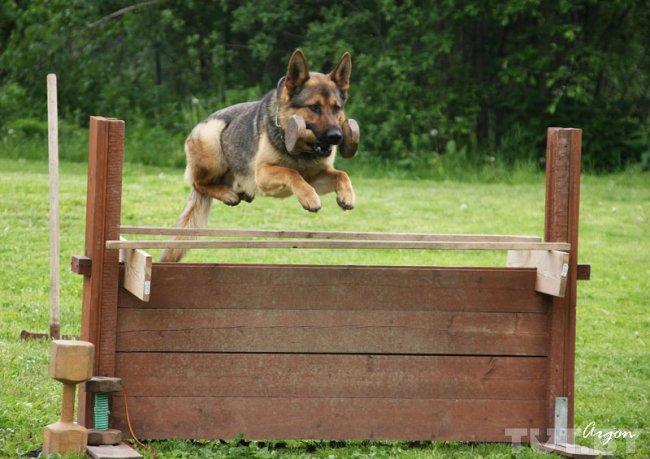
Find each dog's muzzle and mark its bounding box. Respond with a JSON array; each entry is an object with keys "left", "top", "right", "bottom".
[{"left": 325, "top": 129, "right": 343, "bottom": 145}]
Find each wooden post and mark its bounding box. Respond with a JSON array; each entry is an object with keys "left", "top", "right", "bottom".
[
  {"left": 47, "top": 74, "right": 61, "bottom": 340},
  {"left": 544, "top": 128, "right": 581, "bottom": 444},
  {"left": 78, "top": 117, "right": 125, "bottom": 428}
]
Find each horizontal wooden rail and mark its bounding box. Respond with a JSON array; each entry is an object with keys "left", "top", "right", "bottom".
[
  {"left": 107, "top": 238, "right": 570, "bottom": 251},
  {"left": 120, "top": 226, "right": 543, "bottom": 243}
]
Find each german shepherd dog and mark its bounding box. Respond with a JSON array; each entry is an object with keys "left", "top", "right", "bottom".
[{"left": 160, "top": 50, "right": 355, "bottom": 262}]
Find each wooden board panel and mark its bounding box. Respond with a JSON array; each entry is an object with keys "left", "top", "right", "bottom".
[
  {"left": 115, "top": 353, "right": 546, "bottom": 400},
  {"left": 110, "top": 396, "right": 545, "bottom": 442},
  {"left": 116, "top": 308, "right": 548, "bottom": 355},
  {"left": 118, "top": 264, "right": 548, "bottom": 313}
]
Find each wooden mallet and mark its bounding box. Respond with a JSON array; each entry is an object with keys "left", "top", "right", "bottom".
[
  {"left": 285, "top": 115, "right": 360, "bottom": 158},
  {"left": 43, "top": 340, "right": 94, "bottom": 455}
]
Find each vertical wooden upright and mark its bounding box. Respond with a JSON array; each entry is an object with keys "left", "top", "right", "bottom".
[
  {"left": 78, "top": 117, "right": 125, "bottom": 427},
  {"left": 544, "top": 127, "right": 582, "bottom": 443}
]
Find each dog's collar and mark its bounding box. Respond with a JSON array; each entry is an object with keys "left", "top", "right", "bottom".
[{"left": 274, "top": 77, "right": 285, "bottom": 133}]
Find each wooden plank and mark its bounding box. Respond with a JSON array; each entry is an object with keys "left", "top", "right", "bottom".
[
  {"left": 118, "top": 264, "right": 549, "bottom": 313},
  {"left": 78, "top": 117, "right": 125, "bottom": 429},
  {"left": 116, "top": 308, "right": 547, "bottom": 355},
  {"left": 119, "top": 238, "right": 152, "bottom": 302},
  {"left": 109, "top": 396, "right": 545, "bottom": 441},
  {"left": 106, "top": 238, "right": 570, "bottom": 251},
  {"left": 506, "top": 250, "right": 570, "bottom": 297},
  {"left": 121, "top": 225, "right": 543, "bottom": 243},
  {"left": 544, "top": 127, "right": 582, "bottom": 443},
  {"left": 115, "top": 353, "right": 546, "bottom": 400}
]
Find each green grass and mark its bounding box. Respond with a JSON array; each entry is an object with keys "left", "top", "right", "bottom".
[{"left": 0, "top": 155, "right": 648, "bottom": 458}]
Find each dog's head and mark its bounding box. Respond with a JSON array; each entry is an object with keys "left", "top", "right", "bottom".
[{"left": 278, "top": 49, "right": 351, "bottom": 157}]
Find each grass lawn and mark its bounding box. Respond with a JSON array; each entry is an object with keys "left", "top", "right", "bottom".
[{"left": 0, "top": 155, "right": 648, "bottom": 458}]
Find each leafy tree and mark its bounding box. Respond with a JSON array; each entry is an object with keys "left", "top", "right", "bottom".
[{"left": 1, "top": 0, "right": 648, "bottom": 171}]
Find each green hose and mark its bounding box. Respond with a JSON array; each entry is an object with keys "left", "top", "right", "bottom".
[{"left": 93, "top": 392, "right": 110, "bottom": 430}]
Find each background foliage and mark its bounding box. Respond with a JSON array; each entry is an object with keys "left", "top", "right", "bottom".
[{"left": 1, "top": 0, "right": 649, "bottom": 171}]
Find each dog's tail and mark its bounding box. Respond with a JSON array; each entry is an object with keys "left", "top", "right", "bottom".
[{"left": 159, "top": 188, "right": 212, "bottom": 262}]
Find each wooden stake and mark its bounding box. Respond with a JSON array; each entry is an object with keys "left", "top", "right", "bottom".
[{"left": 47, "top": 73, "right": 61, "bottom": 340}]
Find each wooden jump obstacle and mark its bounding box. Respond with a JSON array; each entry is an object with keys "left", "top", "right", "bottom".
[{"left": 73, "top": 116, "right": 602, "bottom": 456}]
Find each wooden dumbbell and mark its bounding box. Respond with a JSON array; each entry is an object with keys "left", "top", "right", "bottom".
[
  {"left": 43, "top": 340, "right": 94, "bottom": 455},
  {"left": 285, "top": 115, "right": 360, "bottom": 158}
]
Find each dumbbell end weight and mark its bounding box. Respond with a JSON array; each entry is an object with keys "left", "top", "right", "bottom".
[
  {"left": 339, "top": 118, "right": 360, "bottom": 158},
  {"left": 285, "top": 115, "right": 318, "bottom": 154}
]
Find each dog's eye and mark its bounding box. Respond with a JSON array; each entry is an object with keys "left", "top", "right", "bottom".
[
  {"left": 309, "top": 104, "right": 321, "bottom": 114},
  {"left": 333, "top": 104, "right": 342, "bottom": 114}
]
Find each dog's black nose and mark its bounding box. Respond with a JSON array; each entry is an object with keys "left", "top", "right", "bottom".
[{"left": 325, "top": 129, "right": 343, "bottom": 145}]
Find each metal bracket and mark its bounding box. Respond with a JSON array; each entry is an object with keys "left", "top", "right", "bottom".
[
  {"left": 537, "top": 396, "right": 612, "bottom": 457},
  {"left": 554, "top": 396, "right": 568, "bottom": 445}
]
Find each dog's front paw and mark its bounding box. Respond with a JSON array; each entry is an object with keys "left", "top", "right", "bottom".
[
  {"left": 337, "top": 197, "right": 354, "bottom": 210},
  {"left": 336, "top": 188, "right": 355, "bottom": 211},
  {"left": 298, "top": 191, "right": 322, "bottom": 213}
]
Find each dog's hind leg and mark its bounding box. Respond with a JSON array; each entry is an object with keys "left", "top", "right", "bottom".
[
  {"left": 185, "top": 118, "right": 240, "bottom": 206},
  {"left": 160, "top": 118, "right": 232, "bottom": 262}
]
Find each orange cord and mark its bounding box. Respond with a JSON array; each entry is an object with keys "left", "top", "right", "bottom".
[{"left": 122, "top": 385, "right": 158, "bottom": 458}]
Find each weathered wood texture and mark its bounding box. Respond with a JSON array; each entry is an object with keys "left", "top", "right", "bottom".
[
  {"left": 78, "top": 117, "right": 124, "bottom": 428},
  {"left": 116, "top": 307, "right": 547, "bottom": 355},
  {"left": 113, "top": 354, "right": 546, "bottom": 440},
  {"left": 110, "top": 263, "right": 551, "bottom": 440},
  {"left": 115, "top": 353, "right": 546, "bottom": 400},
  {"left": 111, "top": 396, "right": 545, "bottom": 442},
  {"left": 544, "top": 128, "right": 582, "bottom": 443},
  {"left": 112, "top": 354, "right": 547, "bottom": 441},
  {"left": 118, "top": 264, "right": 546, "bottom": 313},
  {"left": 116, "top": 265, "right": 548, "bottom": 356}
]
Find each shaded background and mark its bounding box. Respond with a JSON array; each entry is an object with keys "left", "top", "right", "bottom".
[{"left": 1, "top": 0, "right": 648, "bottom": 171}]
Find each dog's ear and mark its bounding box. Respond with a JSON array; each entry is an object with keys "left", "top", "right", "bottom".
[
  {"left": 329, "top": 52, "right": 352, "bottom": 92},
  {"left": 285, "top": 49, "right": 310, "bottom": 97}
]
